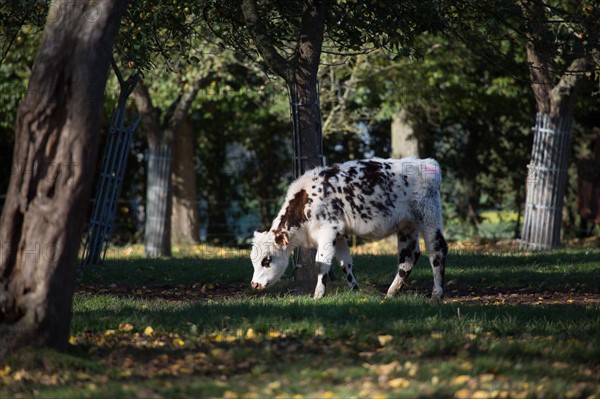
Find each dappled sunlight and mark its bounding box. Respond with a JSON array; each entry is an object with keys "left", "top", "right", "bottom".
[{"left": 3, "top": 249, "right": 599, "bottom": 398}]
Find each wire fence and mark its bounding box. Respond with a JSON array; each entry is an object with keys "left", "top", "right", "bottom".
[
  {"left": 520, "top": 113, "right": 573, "bottom": 250},
  {"left": 144, "top": 144, "right": 173, "bottom": 258}
]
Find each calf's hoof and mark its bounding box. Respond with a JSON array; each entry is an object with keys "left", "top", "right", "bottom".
[{"left": 313, "top": 284, "right": 326, "bottom": 299}]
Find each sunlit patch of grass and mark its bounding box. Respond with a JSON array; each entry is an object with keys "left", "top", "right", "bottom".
[{"left": 480, "top": 210, "right": 521, "bottom": 224}]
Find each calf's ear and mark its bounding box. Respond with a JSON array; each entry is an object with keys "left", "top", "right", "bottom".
[{"left": 273, "top": 229, "right": 289, "bottom": 249}]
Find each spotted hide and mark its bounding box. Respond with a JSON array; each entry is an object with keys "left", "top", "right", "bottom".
[{"left": 250, "top": 157, "right": 448, "bottom": 299}]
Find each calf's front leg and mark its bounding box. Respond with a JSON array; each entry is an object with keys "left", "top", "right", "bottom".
[
  {"left": 334, "top": 235, "right": 359, "bottom": 291},
  {"left": 387, "top": 230, "right": 420, "bottom": 297},
  {"left": 313, "top": 236, "right": 337, "bottom": 299}
]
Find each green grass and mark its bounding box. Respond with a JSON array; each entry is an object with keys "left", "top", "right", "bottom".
[{"left": 2, "top": 248, "right": 599, "bottom": 398}]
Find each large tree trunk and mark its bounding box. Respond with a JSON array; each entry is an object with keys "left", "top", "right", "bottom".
[
  {"left": 0, "top": 0, "right": 127, "bottom": 356},
  {"left": 171, "top": 118, "right": 200, "bottom": 246},
  {"left": 518, "top": 0, "right": 590, "bottom": 250}
]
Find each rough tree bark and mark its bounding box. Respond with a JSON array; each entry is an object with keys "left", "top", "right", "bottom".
[
  {"left": 171, "top": 118, "right": 201, "bottom": 246},
  {"left": 519, "top": 0, "right": 595, "bottom": 249},
  {"left": 242, "top": 0, "right": 326, "bottom": 292},
  {"left": 134, "top": 82, "right": 172, "bottom": 257},
  {"left": 0, "top": 0, "right": 128, "bottom": 356},
  {"left": 134, "top": 78, "right": 207, "bottom": 256},
  {"left": 391, "top": 109, "right": 422, "bottom": 159}
]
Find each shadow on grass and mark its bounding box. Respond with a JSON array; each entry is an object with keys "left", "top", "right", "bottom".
[
  {"left": 73, "top": 294, "right": 600, "bottom": 342},
  {"left": 77, "top": 250, "right": 600, "bottom": 295}
]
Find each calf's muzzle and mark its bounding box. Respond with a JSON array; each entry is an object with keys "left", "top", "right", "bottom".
[{"left": 251, "top": 282, "right": 267, "bottom": 290}]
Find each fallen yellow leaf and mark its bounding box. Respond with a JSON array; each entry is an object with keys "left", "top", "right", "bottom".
[
  {"left": 268, "top": 330, "right": 282, "bottom": 339},
  {"left": 246, "top": 328, "right": 257, "bottom": 340},
  {"left": 451, "top": 375, "right": 471, "bottom": 385},
  {"left": 315, "top": 326, "right": 325, "bottom": 337},
  {"left": 377, "top": 361, "right": 401, "bottom": 375},
  {"left": 12, "top": 369, "right": 27, "bottom": 381},
  {"left": 172, "top": 338, "right": 185, "bottom": 347},
  {"left": 118, "top": 323, "right": 134, "bottom": 332},
  {"left": 144, "top": 326, "right": 154, "bottom": 336},
  {"left": 388, "top": 377, "right": 410, "bottom": 389},
  {"left": 225, "top": 335, "right": 237, "bottom": 342},
  {"left": 104, "top": 329, "right": 116, "bottom": 336},
  {"left": 378, "top": 334, "right": 393, "bottom": 346},
  {"left": 69, "top": 336, "right": 77, "bottom": 344},
  {"left": 454, "top": 388, "right": 472, "bottom": 399},
  {"left": 223, "top": 390, "right": 238, "bottom": 398},
  {"left": 322, "top": 392, "right": 335, "bottom": 399},
  {"left": 0, "top": 365, "right": 11, "bottom": 377}
]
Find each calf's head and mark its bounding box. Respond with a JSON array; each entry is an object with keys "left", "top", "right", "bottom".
[{"left": 250, "top": 229, "right": 290, "bottom": 289}]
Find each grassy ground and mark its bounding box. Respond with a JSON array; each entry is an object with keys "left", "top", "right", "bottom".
[{"left": 2, "top": 247, "right": 600, "bottom": 398}]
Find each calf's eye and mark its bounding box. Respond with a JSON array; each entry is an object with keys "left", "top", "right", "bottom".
[{"left": 261, "top": 256, "right": 272, "bottom": 267}]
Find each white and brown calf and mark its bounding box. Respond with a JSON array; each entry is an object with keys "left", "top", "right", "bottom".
[{"left": 250, "top": 157, "right": 448, "bottom": 299}]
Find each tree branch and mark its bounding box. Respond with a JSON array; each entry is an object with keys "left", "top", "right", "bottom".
[
  {"left": 550, "top": 54, "right": 592, "bottom": 115},
  {"left": 167, "top": 74, "right": 215, "bottom": 137},
  {"left": 519, "top": 0, "right": 555, "bottom": 112},
  {"left": 241, "top": 0, "right": 292, "bottom": 81},
  {"left": 133, "top": 80, "right": 162, "bottom": 148}
]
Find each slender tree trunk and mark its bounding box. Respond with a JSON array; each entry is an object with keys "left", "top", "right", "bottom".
[
  {"left": 289, "top": 78, "right": 323, "bottom": 291},
  {"left": 291, "top": 0, "right": 325, "bottom": 174},
  {"left": 242, "top": 0, "right": 326, "bottom": 292},
  {"left": 145, "top": 144, "right": 173, "bottom": 257},
  {"left": 521, "top": 113, "right": 574, "bottom": 249},
  {"left": 391, "top": 109, "right": 421, "bottom": 159},
  {"left": 171, "top": 118, "right": 200, "bottom": 246},
  {"left": 0, "top": 0, "right": 128, "bottom": 356},
  {"left": 135, "top": 78, "right": 208, "bottom": 256},
  {"left": 289, "top": 0, "right": 326, "bottom": 291},
  {"left": 134, "top": 82, "right": 173, "bottom": 257}
]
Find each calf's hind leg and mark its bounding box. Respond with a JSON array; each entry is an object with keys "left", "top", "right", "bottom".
[
  {"left": 387, "top": 230, "right": 420, "bottom": 297},
  {"left": 334, "top": 235, "right": 359, "bottom": 291},
  {"left": 422, "top": 228, "right": 448, "bottom": 299}
]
